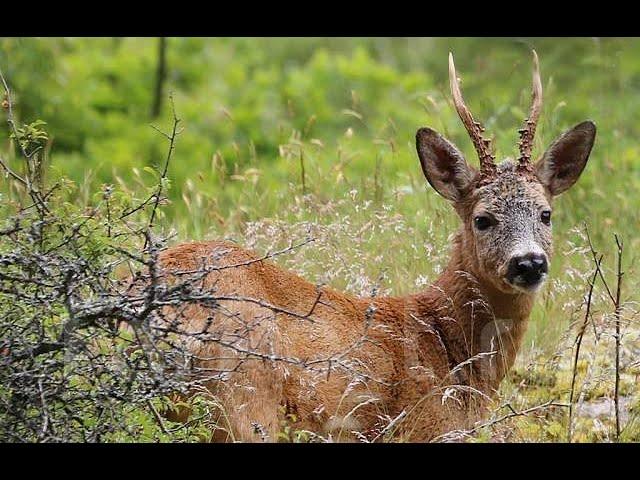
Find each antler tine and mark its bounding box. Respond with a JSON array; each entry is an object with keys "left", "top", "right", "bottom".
[
  {"left": 448, "top": 52, "right": 496, "bottom": 177},
  {"left": 518, "top": 50, "right": 543, "bottom": 167}
]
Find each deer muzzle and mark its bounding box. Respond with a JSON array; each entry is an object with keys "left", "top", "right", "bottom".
[{"left": 505, "top": 252, "right": 548, "bottom": 290}]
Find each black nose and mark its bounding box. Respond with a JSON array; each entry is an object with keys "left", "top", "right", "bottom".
[{"left": 506, "top": 253, "right": 548, "bottom": 287}]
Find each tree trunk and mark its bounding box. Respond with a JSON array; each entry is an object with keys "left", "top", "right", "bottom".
[{"left": 150, "top": 37, "right": 167, "bottom": 119}]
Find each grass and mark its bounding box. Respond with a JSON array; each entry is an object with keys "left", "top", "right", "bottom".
[{"left": 1, "top": 37, "right": 640, "bottom": 441}]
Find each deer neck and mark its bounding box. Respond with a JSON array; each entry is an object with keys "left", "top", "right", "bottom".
[{"left": 413, "top": 231, "right": 535, "bottom": 391}]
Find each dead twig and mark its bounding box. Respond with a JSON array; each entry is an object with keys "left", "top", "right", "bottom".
[
  {"left": 584, "top": 222, "right": 615, "bottom": 304},
  {"left": 146, "top": 399, "right": 170, "bottom": 435},
  {"left": 567, "top": 253, "right": 601, "bottom": 442},
  {"left": 613, "top": 234, "right": 624, "bottom": 441},
  {"left": 435, "top": 399, "right": 569, "bottom": 442},
  {"left": 145, "top": 93, "right": 181, "bottom": 248}
]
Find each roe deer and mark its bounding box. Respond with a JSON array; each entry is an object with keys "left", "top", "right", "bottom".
[{"left": 154, "top": 51, "right": 596, "bottom": 442}]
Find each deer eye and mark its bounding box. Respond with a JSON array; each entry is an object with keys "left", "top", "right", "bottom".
[
  {"left": 541, "top": 210, "right": 552, "bottom": 225},
  {"left": 474, "top": 215, "right": 494, "bottom": 231}
]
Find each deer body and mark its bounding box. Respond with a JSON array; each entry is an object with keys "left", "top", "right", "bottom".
[
  {"left": 159, "top": 226, "right": 534, "bottom": 441},
  {"left": 155, "top": 52, "right": 596, "bottom": 442}
]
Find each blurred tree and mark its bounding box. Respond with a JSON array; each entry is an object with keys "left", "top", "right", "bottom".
[{"left": 151, "top": 37, "right": 167, "bottom": 119}]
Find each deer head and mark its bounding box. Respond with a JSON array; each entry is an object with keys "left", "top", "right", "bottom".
[{"left": 416, "top": 51, "right": 596, "bottom": 295}]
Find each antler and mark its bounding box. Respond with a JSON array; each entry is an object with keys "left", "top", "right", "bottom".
[
  {"left": 517, "top": 50, "right": 543, "bottom": 168},
  {"left": 448, "top": 52, "right": 496, "bottom": 178}
]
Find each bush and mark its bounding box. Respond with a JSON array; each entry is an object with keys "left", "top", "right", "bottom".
[{"left": 0, "top": 88, "right": 225, "bottom": 442}]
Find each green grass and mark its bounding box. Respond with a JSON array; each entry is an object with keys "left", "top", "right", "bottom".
[{"left": 1, "top": 37, "right": 639, "bottom": 441}]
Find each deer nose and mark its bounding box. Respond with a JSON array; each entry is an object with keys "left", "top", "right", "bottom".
[{"left": 506, "top": 253, "right": 548, "bottom": 288}]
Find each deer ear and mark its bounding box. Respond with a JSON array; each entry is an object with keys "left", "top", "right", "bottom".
[
  {"left": 535, "top": 121, "right": 596, "bottom": 196},
  {"left": 416, "top": 127, "right": 476, "bottom": 201}
]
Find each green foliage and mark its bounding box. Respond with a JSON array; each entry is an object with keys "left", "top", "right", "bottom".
[
  {"left": 1, "top": 38, "right": 639, "bottom": 252},
  {"left": 10, "top": 119, "right": 48, "bottom": 153}
]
